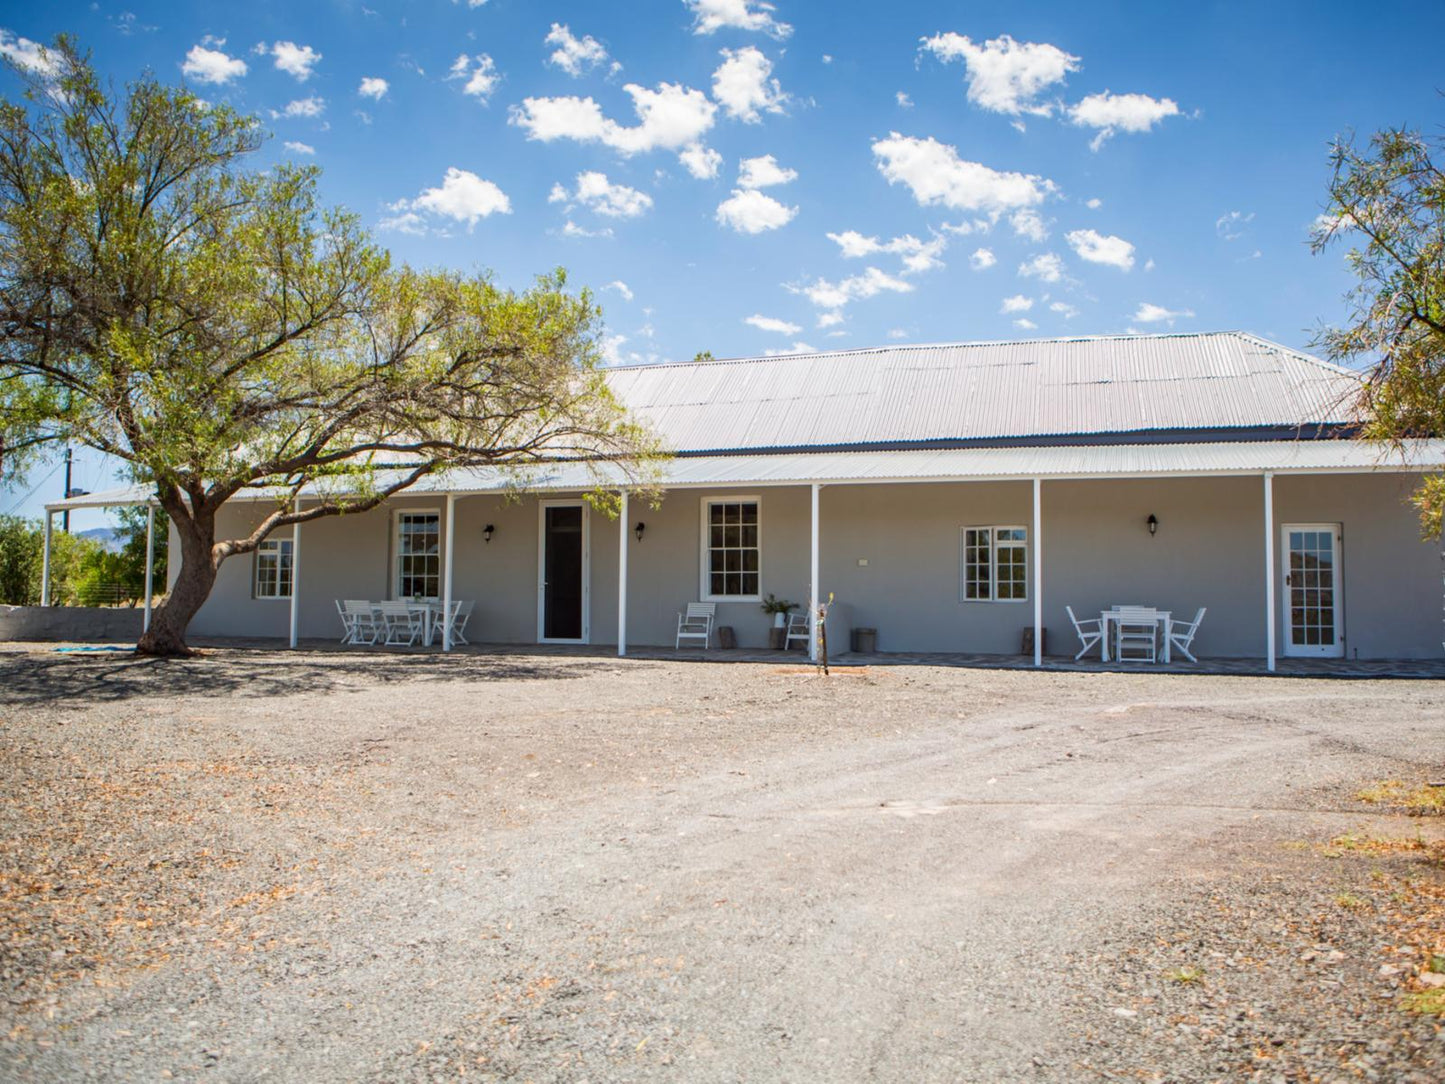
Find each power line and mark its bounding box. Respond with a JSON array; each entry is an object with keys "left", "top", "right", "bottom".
[{"left": 0, "top": 461, "right": 64, "bottom": 518}]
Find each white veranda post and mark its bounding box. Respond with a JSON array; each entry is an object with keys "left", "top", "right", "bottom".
[
  {"left": 288, "top": 498, "right": 301, "bottom": 649},
  {"left": 1264, "top": 472, "right": 1276, "bottom": 672},
  {"left": 40, "top": 510, "right": 53, "bottom": 606},
  {"left": 143, "top": 504, "right": 155, "bottom": 632},
  {"left": 809, "top": 483, "right": 820, "bottom": 663},
  {"left": 617, "top": 490, "right": 629, "bottom": 657},
  {"left": 443, "top": 493, "right": 456, "bottom": 652},
  {"left": 1033, "top": 477, "right": 1043, "bottom": 668}
]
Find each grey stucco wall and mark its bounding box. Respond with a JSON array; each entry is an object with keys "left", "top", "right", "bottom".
[
  {"left": 0, "top": 605, "right": 145, "bottom": 642},
  {"left": 180, "top": 472, "right": 1443, "bottom": 659}
]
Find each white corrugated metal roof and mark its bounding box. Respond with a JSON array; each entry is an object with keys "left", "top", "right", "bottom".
[
  {"left": 47, "top": 440, "right": 1445, "bottom": 511},
  {"left": 605, "top": 332, "right": 1363, "bottom": 453}
]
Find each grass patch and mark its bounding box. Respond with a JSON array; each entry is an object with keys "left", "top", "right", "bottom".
[
  {"left": 1356, "top": 780, "right": 1445, "bottom": 815},
  {"left": 1403, "top": 987, "right": 1445, "bottom": 1016},
  {"left": 1165, "top": 965, "right": 1206, "bottom": 984},
  {"left": 1333, "top": 891, "right": 1368, "bottom": 910}
]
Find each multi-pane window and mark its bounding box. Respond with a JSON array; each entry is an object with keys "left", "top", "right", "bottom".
[
  {"left": 961, "top": 526, "right": 1028, "bottom": 602},
  {"left": 703, "top": 499, "right": 760, "bottom": 599},
  {"left": 396, "top": 512, "right": 441, "bottom": 599},
  {"left": 254, "top": 538, "right": 293, "bottom": 599}
]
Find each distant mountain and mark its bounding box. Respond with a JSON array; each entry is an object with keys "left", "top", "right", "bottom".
[{"left": 77, "top": 526, "right": 123, "bottom": 552}]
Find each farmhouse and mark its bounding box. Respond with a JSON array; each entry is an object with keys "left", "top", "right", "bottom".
[{"left": 46, "top": 332, "right": 1445, "bottom": 663}]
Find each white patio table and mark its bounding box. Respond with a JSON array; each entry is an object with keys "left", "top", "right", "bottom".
[
  {"left": 407, "top": 601, "right": 443, "bottom": 647},
  {"left": 1099, "top": 608, "right": 1172, "bottom": 663}
]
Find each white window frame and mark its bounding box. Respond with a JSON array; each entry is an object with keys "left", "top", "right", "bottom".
[
  {"left": 959, "top": 525, "right": 1029, "bottom": 604},
  {"left": 253, "top": 537, "right": 293, "bottom": 600},
  {"left": 393, "top": 509, "right": 442, "bottom": 600},
  {"left": 699, "top": 495, "right": 762, "bottom": 602}
]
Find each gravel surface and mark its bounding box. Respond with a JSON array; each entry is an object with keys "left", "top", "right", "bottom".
[{"left": 1, "top": 643, "right": 1442, "bottom": 1082}]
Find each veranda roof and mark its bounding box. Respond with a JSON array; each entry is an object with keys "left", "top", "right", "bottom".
[{"left": 45, "top": 438, "right": 1445, "bottom": 512}]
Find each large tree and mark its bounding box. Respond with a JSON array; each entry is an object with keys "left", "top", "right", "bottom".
[
  {"left": 1313, "top": 125, "right": 1445, "bottom": 536},
  {"left": 0, "top": 40, "right": 658, "bottom": 655}
]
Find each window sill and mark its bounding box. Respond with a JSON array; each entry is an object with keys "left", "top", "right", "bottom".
[{"left": 702, "top": 595, "right": 763, "bottom": 604}]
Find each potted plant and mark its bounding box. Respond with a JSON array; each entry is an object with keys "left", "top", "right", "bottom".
[
  {"left": 760, "top": 593, "right": 797, "bottom": 650},
  {"left": 761, "top": 593, "right": 797, "bottom": 627}
]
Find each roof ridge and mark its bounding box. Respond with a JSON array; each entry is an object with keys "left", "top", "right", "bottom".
[
  {"left": 604, "top": 330, "right": 1322, "bottom": 373},
  {"left": 1229, "top": 330, "right": 1366, "bottom": 381}
]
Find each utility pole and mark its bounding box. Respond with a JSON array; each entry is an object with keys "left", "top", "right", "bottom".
[{"left": 62, "top": 447, "right": 72, "bottom": 533}]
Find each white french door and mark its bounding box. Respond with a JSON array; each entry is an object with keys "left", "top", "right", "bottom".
[{"left": 1282, "top": 523, "right": 1343, "bottom": 658}]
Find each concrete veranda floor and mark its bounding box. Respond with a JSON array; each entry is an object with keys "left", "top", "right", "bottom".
[{"left": 175, "top": 636, "right": 1445, "bottom": 679}]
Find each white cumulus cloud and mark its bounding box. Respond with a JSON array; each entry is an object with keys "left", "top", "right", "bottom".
[
  {"left": 553, "top": 171, "right": 654, "bottom": 218},
  {"left": 604, "top": 281, "right": 634, "bottom": 301},
  {"left": 712, "top": 46, "right": 787, "bottom": 123},
  {"left": 792, "top": 266, "right": 914, "bottom": 312},
  {"left": 745, "top": 314, "right": 802, "bottom": 335},
  {"left": 1018, "top": 252, "right": 1063, "bottom": 282},
  {"left": 686, "top": 0, "right": 792, "bottom": 40},
  {"left": 181, "top": 41, "right": 247, "bottom": 85},
  {"left": 1133, "top": 302, "right": 1194, "bottom": 324},
  {"left": 679, "top": 143, "right": 723, "bottom": 178},
  {"left": 872, "top": 132, "right": 1054, "bottom": 217},
  {"left": 1000, "top": 294, "right": 1033, "bottom": 313},
  {"left": 511, "top": 82, "right": 717, "bottom": 170},
  {"left": 737, "top": 154, "right": 796, "bottom": 189},
  {"left": 825, "top": 231, "right": 947, "bottom": 274},
  {"left": 273, "top": 96, "right": 325, "bottom": 119},
  {"left": 1065, "top": 228, "right": 1135, "bottom": 270},
  {"left": 545, "top": 24, "right": 613, "bottom": 77},
  {"left": 1049, "top": 301, "right": 1079, "bottom": 318},
  {"left": 1014, "top": 318, "right": 1038, "bottom": 330},
  {"left": 1010, "top": 208, "right": 1049, "bottom": 242},
  {"left": 264, "top": 41, "right": 321, "bottom": 81},
  {"left": 970, "top": 247, "right": 996, "bottom": 270},
  {"left": 0, "top": 31, "right": 60, "bottom": 76},
  {"left": 384, "top": 167, "right": 511, "bottom": 233},
  {"left": 1216, "top": 209, "right": 1254, "bottom": 240},
  {"left": 716, "top": 189, "right": 797, "bottom": 233},
  {"left": 1069, "top": 91, "right": 1179, "bottom": 150},
  {"left": 358, "top": 77, "right": 389, "bottom": 100},
  {"left": 920, "top": 32, "right": 1079, "bottom": 116},
  {"left": 450, "top": 54, "right": 500, "bottom": 102},
  {"left": 283, "top": 141, "right": 315, "bottom": 155}
]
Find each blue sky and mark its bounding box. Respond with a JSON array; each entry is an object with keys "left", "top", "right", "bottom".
[{"left": 1, "top": 0, "right": 1440, "bottom": 522}]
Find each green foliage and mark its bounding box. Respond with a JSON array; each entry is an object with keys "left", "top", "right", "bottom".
[
  {"left": 760, "top": 592, "right": 797, "bottom": 615},
  {"left": 1312, "top": 126, "right": 1445, "bottom": 535},
  {"left": 0, "top": 515, "right": 40, "bottom": 603},
  {"left": 692, "top": 350, "right": 716, "bottom": 363},
  {"left": 0, "top": 515, "right": 105, "bottom": 605}
]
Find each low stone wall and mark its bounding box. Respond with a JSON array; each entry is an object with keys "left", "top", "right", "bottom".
[{"left": 0, "top": 605, "right": 145, "bottom": 643}]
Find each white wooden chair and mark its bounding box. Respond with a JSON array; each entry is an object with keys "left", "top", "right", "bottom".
[
  {"left": 1114, "top": 606, "right": 1158, "bottom": 663},
  {"left": 339, "top": 599, "right": 381, "bottom": 645},
  {"left": 1167, "top": 607, "right": 1207, "bottom": 663},
  {"left": 675, "top": 603, "right": 716, "bottom": 649},
  {"left": 784, "top": 611, "right": 810, "bottom": 651},
  {"left": 377, "top": 600, "right": 424, "bottom": 646},
  {"left": 445, "top": 600, "right": 474, "bottom": 646},
  {"left": 1065, "top": 605, "right": 1104, "bottom": 660}
]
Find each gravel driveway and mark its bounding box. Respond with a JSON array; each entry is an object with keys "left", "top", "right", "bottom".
[{"left": 2, "top": 645, "right": 1443, "bottom": 1082}]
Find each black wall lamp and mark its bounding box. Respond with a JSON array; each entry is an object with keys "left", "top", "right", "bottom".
[
  {"left": 483, "top": 523, "right": 495, "bottom": 544},
  {"left": 1147, "top": 514, "right": 1158, "bottom": 536},
  {"left": 634, "top": 521, "right": 646, "bottom": 542}
]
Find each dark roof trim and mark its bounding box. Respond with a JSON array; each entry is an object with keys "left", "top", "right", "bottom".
[{"left": 671, "top": 423, "right": 1361, "bottom": 459}]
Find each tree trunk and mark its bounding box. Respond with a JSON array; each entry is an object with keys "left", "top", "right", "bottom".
[{"left": 135, "top": 508, "right": 216, "bottom": 657}]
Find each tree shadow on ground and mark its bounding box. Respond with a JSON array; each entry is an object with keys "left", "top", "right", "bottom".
[{"left": 0, "top": 645, "right": 644, "bottom": 706}]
